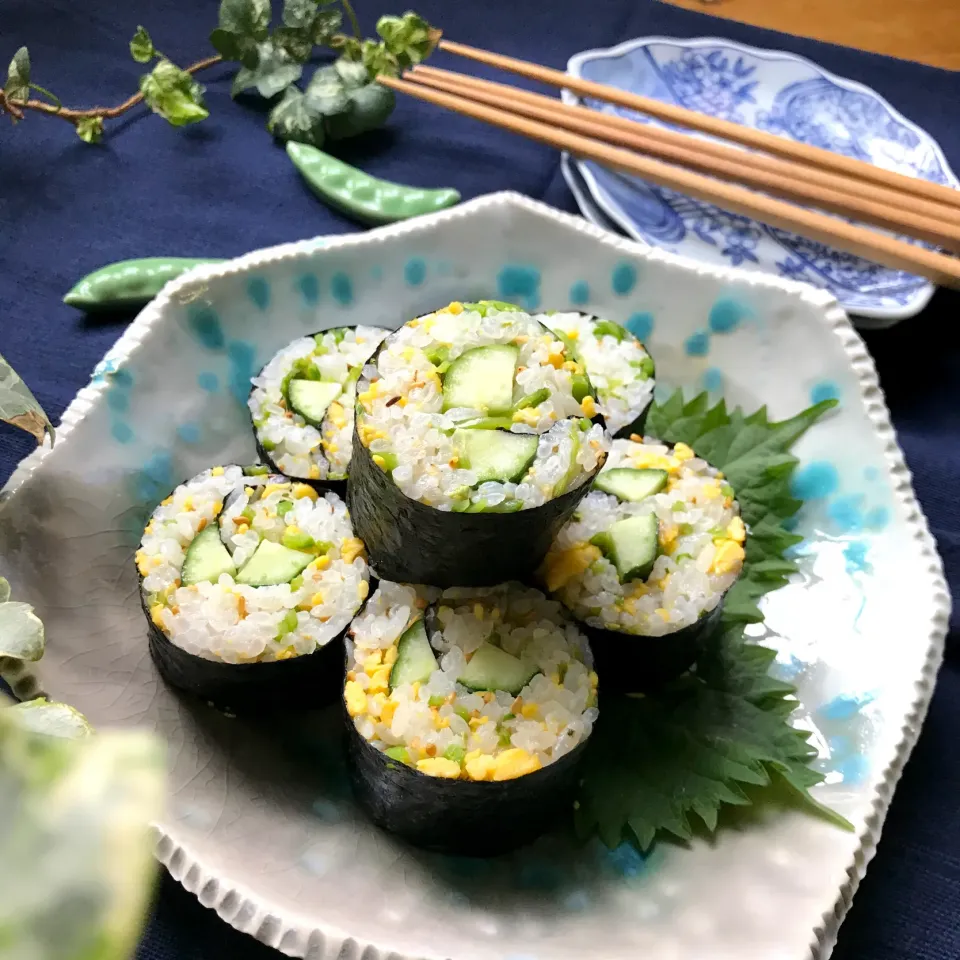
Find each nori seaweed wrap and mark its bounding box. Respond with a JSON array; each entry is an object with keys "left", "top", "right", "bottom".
[
  {"left": 343, "top": 581, "right": 598, "bottom": 854},
  {"left": 248, "top": 325, "right": 389, "bottom": 490},
  {"left": 540, "top": 438, "right": 745, "bottom": 690},
  {"left": 137, "top": 465, "right": 370, "bottom": 711},
  {"left": 541, "top": 311, "right": 656, "bottom": 438},
  {"left": 347, "top": 301, "right": 609, "bottom": 586}
]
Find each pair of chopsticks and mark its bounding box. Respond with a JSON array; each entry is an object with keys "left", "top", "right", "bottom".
[{"left": 378, "top": 41, "right": 960, "bottom": 288}]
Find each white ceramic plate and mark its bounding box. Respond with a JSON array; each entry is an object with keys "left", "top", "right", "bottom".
[
  {"left": 0, "top": 193, "right": 948, "bottom": 960},
  {"left": 562, "top": 36, "right": 959, "bottom": 327}
]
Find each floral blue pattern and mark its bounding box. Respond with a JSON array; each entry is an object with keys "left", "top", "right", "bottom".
[{"left": 565, "top": 38, "right": 958, "bottom": 320}]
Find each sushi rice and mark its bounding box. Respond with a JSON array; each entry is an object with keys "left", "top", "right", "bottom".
[
  {"left": 542, "top": 312, "right": 655, "bottom": 435},
  {"left": 356, "top": 302, "right": 608, "bottom": 512},
  {"left": 345, "top": 582, "right": 599, "bottom": 781},
  {"left": 138, "top": 466, "right": 369, "bottom": 663},
  {"left": 249, "top": 326, "right": 389, "bottom": 480},
  {"left": 542, "top": 438, "right": 746, "bottom": 636}
]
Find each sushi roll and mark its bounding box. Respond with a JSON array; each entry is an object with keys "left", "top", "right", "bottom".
[
  {"left": 137, "top": 465, "right": 370, "bottom": 711},
  {"left": 540, "top": 437, "right": 746, "bottom": 689},
  {"left": 348, "top": 301, "right": 609, "bottom": 586},
  {"left": 343, "top": 581, "right": 598, "bottom": 854},
  {"left": 541, "top": 312, "right": 656, "bottom": 437},
  {"left": 248, "top": 325, "right": 390, "bottom": 486}
]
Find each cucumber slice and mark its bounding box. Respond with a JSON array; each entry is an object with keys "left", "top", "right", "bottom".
[
  {"left": 457, "top": 642, "right": 539, "bottom": 695},
  {"left": 288, "top": 379, "right": 342, "bottom": 426},
  {"left": 182, "top": 525, "right": 237, "bottom": 585},
  {"left": 442, "top": 345, "right": 518, "bottom": 415},
  {"left": 457, "top": 416, "right": 515, "bottom": 430},
  {"left": 590, "top": 514, "right": 660, "bottom": 582},
  {"left": 235, "top": 539, "right": 314, "bottom": 587},
  {"left": 454, "top": 429, "right": 538, "bottom": 484},
  {"left": 594, "top": 468, "right": 668, "bottom": 502},
  {"left": 389, "top": 619, "right": 438, "bottom": 689}
]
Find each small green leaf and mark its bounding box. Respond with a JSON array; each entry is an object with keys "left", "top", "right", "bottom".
[
  {"left": 0, "top": 578, "right": 10, "bottom": 604},
  {"left": 361, "top": 40, "right": 400, "bottom": 79},
  {"left": 376, "top": 12, "right": 439, "bottom": 70},
  {"left": 9, "top": 699, "right": 93, "bottom": 739},
  {"left": 331, "top": 35, "right": 362, "bottom": 60},
  {"left": 209, "top": 28, "right": 260, "bottom": 69},
  {"left": 4, "top": 46, "right": 30, "bottom": 102},
  {"left": 139, "top": 60, "right": 209, "bottom": 126},
  {"left": 129, "top": 26, "right": 155, "bottom": 63},
  {"left": 304, "top": 64, "right": 348, "bottom": 115},
  {"left": 231, "top": 41, "right": 302, "bottom": 98},
  {"left": 272, "top": 27, "right": 314, "bottom": 63},
  {"left": 325, "top": 80, "right": 395, "bottom": 139},
  {"left": 310, "top": 7, "right": 343, "bottom": 44},
  {"left": 0, "top": 350, "right": 53, "bottom": 444},
  {"left": 217, "top": 0, "right": 271, "bottom": 41},
  {"left": 335, "top": 57, "right": 369, "bottom": 89},
  {"left": 0, "top": 601, "right": 45, "bottom": 662},
  {"left": 76, "top": 116, "right": 104, "bottom": 143},
  {"left": 282, "top": 0, "right": 318, "bottom": 29},
  {"left": 267, "top": 85, "right": 325, "bottom": 146}
]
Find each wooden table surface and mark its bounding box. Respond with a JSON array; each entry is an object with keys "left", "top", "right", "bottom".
[{"left": 664, "top": 0, "right": 960, "bottom": 70}]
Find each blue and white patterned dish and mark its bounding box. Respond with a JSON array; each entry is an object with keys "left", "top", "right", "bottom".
[{"left": 563, "top": 36, "right": 959, "bottom": 327}]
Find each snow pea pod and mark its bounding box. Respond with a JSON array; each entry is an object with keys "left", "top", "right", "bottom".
[
  {"left": 287, "top": 142, "right": 460, "bottom": 226},
  {"left": 63, "top": 257, "right": 226, "bottom": 312}
]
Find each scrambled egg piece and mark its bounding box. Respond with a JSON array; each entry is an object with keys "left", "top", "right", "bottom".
[
  {"left": 727, "top": 516, "right": 746, "bottom": 542},
  {"left": 465, "top": 753, "right": 497, "bottom": 781},
  {"left": 710, "top": 539, "right": 745, "bottom": 575},
  {"left": 344, "top": 680, "right": 367, "bottom": 717},
  {"left": 492, "top": 748, "right": 542, "bottom": 781},
  {"left": 542, "top": 544, "right": 602, "bottom": 593},
  {"left": 368, "top": 666, "right": 391, "bottom": 694},
  {"left": 380, "top": 699, "right": 398, "bottom": 725},
  {"left": 341, "top": 537, "right": 367, "bottom": 564},
  {"left": 416, "top": 757, "right": 461, "bottom": 778},
  {"left": 326, "top": 402, "right": 347, "bottom": 429}
]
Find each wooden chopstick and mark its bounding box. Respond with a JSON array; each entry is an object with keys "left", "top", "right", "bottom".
[
  {"left": 409, "top": 66, "right": 960, "bottom": 252},
  {"left": 438, "top": 39, "right": 960, "bottom": 214},
  {"left": 378, "top": 75, "right": 960, "bottom": 288}
]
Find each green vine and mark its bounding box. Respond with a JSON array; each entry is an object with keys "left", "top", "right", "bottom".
[{"left": 0, "top": 0, "right": 438, "bottom": 147}]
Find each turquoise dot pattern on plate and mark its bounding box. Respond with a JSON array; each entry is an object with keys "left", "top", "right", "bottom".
[
  {"left": 404, "top": 258, "right": 427, "bottom": 287},
  {"left": 331, "top": 272, "right": 353, "bottom": 306},
  {"left": 497, "top": 264, "right": 541, "bottom": 310},
  {"left": 626, "top": 312, "right": 653, "bottom": 341},
  {"left": 684, "top": 330, "right": 710, "bottom": 357},
  {"left": 298, "top": 274, "right": 320, "bottom": 306},
  {"left": 247, "top": 277, "right": 271, "bottom": 310},
  {"left": 611, "top": 262, "right": 637, "bottom": 296},
  {"left": 569, "top": 280, "right": 589, "bottom": 305}
]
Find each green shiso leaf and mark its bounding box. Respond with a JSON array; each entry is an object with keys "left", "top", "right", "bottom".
[{"left": 576, "top": 389, "right": 850, "bottom": 850}]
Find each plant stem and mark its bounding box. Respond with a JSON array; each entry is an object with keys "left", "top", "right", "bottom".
[
  {"left": 340, "top": 0, "right": 363, "bottom": 40},
  {"left": 1, "top": 54, "right": 222, "bottom": 125}
]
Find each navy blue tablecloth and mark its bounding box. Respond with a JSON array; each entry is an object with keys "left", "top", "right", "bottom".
[{"left": 3, "top": 1, "right": 960, "bottom": 957}]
